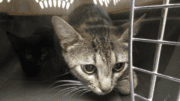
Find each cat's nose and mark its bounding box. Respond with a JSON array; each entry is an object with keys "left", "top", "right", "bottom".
[
  {"left": 100, "top": 84, "right": 112, "bottom": 93},
  {"left": 101, "top": 88, "right": 111, "bottom": 93},
  {"left": 99, "top": 77, "right": 112, "bottom": 93}
]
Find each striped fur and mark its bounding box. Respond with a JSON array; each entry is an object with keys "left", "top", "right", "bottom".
[{"left": 52, "top": 4, "right": 145, "bottom": 95}]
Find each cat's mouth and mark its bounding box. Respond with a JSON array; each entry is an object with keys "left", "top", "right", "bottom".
[{"left": 90, "top": 86, "right": 113, "bottom": 95}]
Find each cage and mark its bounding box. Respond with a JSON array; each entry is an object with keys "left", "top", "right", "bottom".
[
  {"left": 0, "top": 0, "right": 180, "bottom": 101},
  {"left": 128, "top": 0, "right": 180, "bottom": 101}
]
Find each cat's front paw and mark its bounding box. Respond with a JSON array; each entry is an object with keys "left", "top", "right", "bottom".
[{"left": 116, "top": 71, "right": 138, "bottom": 95}]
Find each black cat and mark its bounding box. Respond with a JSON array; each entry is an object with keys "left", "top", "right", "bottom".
[{"left": 6, "top": 27, "right": 54, "bottom": 77}]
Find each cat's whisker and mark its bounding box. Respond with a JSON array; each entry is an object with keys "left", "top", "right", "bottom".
[
  {"left": 47, "top": 80, "right": 81, "bottom": 90},
  {"left": 63, "top": 88, "right": 79, "bottom": 97},
  {"left": 55, "top": 72, "right": 70, "bottom": 77},
  {"left": 63, "top": 86, "right": 88, "bottom": 97},
  {"left": 55, "top": 80, "right": 82, "bottom": 83},
  {"left": 79, "top": 90, "right": 91, "bottom": 97},
  {"left": 52, "top": 86, "right": 76, "bottom": 97},
  {"left": 70, "top": 88, "right": 89, "bottom": 98},
  {"left": 48, "top": 83, "right": 83, "bottom": 91}
]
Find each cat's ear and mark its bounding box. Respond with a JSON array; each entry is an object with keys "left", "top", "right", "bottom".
[
  {"left": 118, "top": 14, "right": 146, "bottom": 42},
  {"left": 52, "top": 16, "right": 84, "bottom": 50},
  {"left": 6, "top": 31, "right": 24, "bottom": 50}
]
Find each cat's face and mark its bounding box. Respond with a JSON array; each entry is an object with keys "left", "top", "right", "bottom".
[
  {"left": 52, "top": 15, "right": 145, "bottom": 95},
  {"left": 16, "top": 41, "right": 50, "bottom": 67},
  {"left": 6, "top": 31, "right": 53, "bottom": 76},
  {"left": 63, "top": 34, "right": 128, "bottom": 95}
]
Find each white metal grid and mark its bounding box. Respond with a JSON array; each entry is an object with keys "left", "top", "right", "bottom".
[{"left": 129, "top": 0, "right": 180, "bottom": 101}]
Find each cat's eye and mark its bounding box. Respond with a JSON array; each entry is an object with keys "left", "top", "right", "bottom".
[
  {"left": 25, "top": 54, "right": 32, "bottom": 59},
  {"left": 81, "top": 65, "right": 96, "bottom": 74},
  {"left": 113, "top": 63, "right": 124, "bottom": 72}
]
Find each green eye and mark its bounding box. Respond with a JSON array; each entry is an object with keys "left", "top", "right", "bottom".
[
  {"left": 81, "top": 65, "right": 96, "bottom": 74},
  {"left": 113, "top": 63, "right": 124, "bottom": 72}
]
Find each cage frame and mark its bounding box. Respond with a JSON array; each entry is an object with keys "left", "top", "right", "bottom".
[{"left": 128, "top": 0, "right": 180, "bottom": 101}]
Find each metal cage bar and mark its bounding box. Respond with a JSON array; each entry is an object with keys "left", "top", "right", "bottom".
[
  {"left": 129, "top": 0, "right": 135, "bottom": 101},
  {"left": 129, "top": 0, "right": 180, "bottom": 101},
  {"left": 148, "top": 0, "right": 169, "bottom": 100},
  {"left": 133, "top": 66, "right": 180, "bottom": 83},
  {"left": 135, "top": 3, "right": 180, "bottom": 10},
  {"left": 177, "top": 87, "right": 180, "bottom": 101},
  {"left": 134, "top": 93, "right": 149, "bottom": 101},
  {"left": 133, "top": 38, "right": 180, "bottom": 46}
]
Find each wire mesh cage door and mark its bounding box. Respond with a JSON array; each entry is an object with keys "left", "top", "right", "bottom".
[{"left": 128, "top": 0, "right": 180, "bottom": 101}]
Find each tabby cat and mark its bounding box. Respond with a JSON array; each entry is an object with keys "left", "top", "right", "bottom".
[
  {"left": 6, "top": 27, "right": 54, "bottom": 77},
  {"left": 52, "top": 4, "right": 145, "bottom": 95}
]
